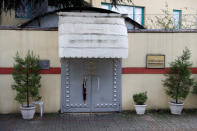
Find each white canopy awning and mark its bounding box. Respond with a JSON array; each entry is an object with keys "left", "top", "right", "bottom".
[{"left": 58, "top": 12, "right": 128, "bottom": 58}]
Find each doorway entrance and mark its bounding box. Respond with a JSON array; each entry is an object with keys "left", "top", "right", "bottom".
[{"left": 61, "top": 58, "right": 121, "bottom": 112}]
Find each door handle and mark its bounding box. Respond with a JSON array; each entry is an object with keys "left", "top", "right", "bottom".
[
  {"left": 82, "top": 77, "right": 87, "bottom": 103},
  {"left": 97, "top": 77, "right": 100, "bottom": 90}
]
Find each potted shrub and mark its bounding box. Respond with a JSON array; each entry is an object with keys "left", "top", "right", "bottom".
[
  {"left": 192, "top": 83, "right": 197, "bottom": 95},
  {"left": 133, "top": 92, "right": 148, "bottom": 115},
  {"left": 163, "top": 48, "right": 195, "bottom": 115},
  {"left": 11, "top": 51, "right": 41, "bottom": 119}
]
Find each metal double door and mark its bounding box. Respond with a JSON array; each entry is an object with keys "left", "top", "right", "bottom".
[{"left": 61, "top": 58, "right": 121, "bottom": 112}]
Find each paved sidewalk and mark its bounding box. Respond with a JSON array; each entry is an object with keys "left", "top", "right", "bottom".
[{"left": 1, "top": 111, "right": 197, "bottom": 131}]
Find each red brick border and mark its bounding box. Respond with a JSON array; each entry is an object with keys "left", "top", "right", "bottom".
[
  {"left": 122, "top": 67, "right": 169, "bottom": 74},
  {"left": 1, "top": 67, "right": 197, "bottom": 74},
  {"left": 0, "top": 67, "right": 60, "bottom": 74}
]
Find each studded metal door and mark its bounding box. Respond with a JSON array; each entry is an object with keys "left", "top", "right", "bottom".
[{"left": 61, "top": 58, "right": 121, "bottom": 112}]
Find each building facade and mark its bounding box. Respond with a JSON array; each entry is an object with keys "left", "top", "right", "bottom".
[
  {"left": 92, "top": 0, "right": 197, "bottom": 29},
  {"left": 0, "top": 1, "right": 197, "bottom": 114},
  {"left": 1, "top": 0, "right": 197, "bottom": 29}
]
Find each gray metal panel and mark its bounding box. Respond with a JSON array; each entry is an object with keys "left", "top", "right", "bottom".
[
  {"left": 39, "top": 14, "right": 58, "bottom": 27},
  {"left": 125, "top": 20, "right": 139, "bottom": 30},
  {"left": 61, "top": 58, "right": 122, "bottom": 112},
  {"left": 23, "top": 13, "right": 58, "bottom": 27},
  {"left": 68, "top": 59, "right": 91, "bottom": 112},
  {"left": 117, "top": 59, "right": 122, "bottom": 112},
  {"left": 60, "top": 59, "right": 67, "bottom": 113},
  {"left": 91, "top": 59, "right": 120, "bottom": 112}
]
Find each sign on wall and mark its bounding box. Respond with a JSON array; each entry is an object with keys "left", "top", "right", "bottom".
[
  {"left": 146, "top": 54, "right": 165, "bottom": 68},
  {"left": 40, "top": 60, "right": 50, "bottom": 70}
]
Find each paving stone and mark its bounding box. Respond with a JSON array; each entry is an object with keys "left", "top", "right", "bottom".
[{"left": 1, "top": 112, "right": 197, "bottom": 131}]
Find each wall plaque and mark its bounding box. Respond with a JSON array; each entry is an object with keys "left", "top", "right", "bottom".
[
  {"left": 146, "top": 54, "right": 165, "bottom": 68},
  {"left": 40, "top": 60, "right": 50, "bottom": 70}
]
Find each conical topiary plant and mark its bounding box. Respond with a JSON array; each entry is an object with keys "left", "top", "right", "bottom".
[
  {"left": 11, "top": 51, "right": 41, "bottom": 107},
  {"left": 163, "top": 48, "right": 195, "bottom": 104}
]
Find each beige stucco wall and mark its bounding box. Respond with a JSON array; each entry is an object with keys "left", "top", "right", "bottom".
[
  {"left": 0, "top": 30, "right": 59, "bottom": 67},
  {"left": 122, "top": 74, "right": 197, "bottom": 110},
  {"left": 121, "top": 32, "right": 197, "bottom": 110},
  {"left": 0, "top": 30, "right": 60, "bottom": 113},
  {"left": 0, "top": 75, "right": 60, "bottom": 114},
  {"left": 1, "top": 30, "right": 197, "bottom": 113},
  {"left": 123, "top": 33, "right": 197, "bottom": 67}
]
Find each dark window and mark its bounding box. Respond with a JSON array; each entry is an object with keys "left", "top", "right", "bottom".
[{"left": 15, "top": 0, "right": 48, "bottom": 19}]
